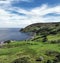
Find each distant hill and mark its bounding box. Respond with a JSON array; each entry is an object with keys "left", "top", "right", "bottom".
[{"left": 20, "top": 22, "right": 60, "bottom": 33}]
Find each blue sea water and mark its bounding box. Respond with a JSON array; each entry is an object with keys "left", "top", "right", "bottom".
[{"left": 0, "top": 28, "right": 31, "bottom": 42}]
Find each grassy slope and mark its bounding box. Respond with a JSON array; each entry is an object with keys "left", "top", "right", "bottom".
[
  {"left": 0, "top": 39, "right": 60, "bottom": 63},
  {"left": 0, "top": 22, "right": 60, "bottom": 63}
]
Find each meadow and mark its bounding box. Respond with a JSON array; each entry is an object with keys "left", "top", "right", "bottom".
[{"left": 0, "top": 39, "right": 60, "bottom": 63}]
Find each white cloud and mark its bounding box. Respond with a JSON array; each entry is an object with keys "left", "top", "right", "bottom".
[
  {"left": 0, "top": 2, "right": 60, "bottom": 28},
  {"left": 0, "top": 0, "right": 32, "bottom": 4},
  {"left": 0, "top": 0, "right": 33, "bottom": 10},
  {"left": 14, "top": 4, "right": 60, "bottom": 23}
]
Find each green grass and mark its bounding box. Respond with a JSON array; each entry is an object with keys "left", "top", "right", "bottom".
[
  {"left": 47, "top": 34, "right": 60, "bottom": 41},
  {"left": 0, "top": 40, "right": 60, "bottom": 63}
]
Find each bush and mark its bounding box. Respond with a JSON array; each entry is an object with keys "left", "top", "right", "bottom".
[
  {"left": 4, "top": 40, "right": 11, "bottom": 44},
  {"left": 50, "top": 40, "right": 57, "bottom": 44},
  {"left": 36, "top": 56, "right": 44, "bottom": 62},
  {"left": 42, "top": 37, "right": 48, "bottom": 42},
  {"left": 46, "top": 60, "right": 52, "bottom": 63},
  {"left": 49, "top": 31, "right": 57, "bottom": 35},
  {"left": 55, "top": 23, "right": 59, "bottom": 27},
  {"left": 12, "top": 57, "right": 31, "bottom": 63},
  {"left": 45, "top": 50, "right": 60, "bottom": 56},
  {"left": 55, "top": 54, "right": 60, "bottom": 62},
  {"left": 50, "top": 40, "right": 60, "bottom": 44},
  {"left": 45, "top": 50, "right": 60, "bottom": 63}
]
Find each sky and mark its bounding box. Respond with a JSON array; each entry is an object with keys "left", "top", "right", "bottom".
[{"left": 0, "top": 0, "right": 60, "bottom": 28}]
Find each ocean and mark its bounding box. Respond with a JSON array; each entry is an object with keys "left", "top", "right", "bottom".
[{"left": 0, "top": 28, "right": 31, "bottom": 42}]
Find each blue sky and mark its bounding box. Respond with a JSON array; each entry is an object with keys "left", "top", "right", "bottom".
[{"left": 0, "top": 0, "right": 60, "bottom": 28}]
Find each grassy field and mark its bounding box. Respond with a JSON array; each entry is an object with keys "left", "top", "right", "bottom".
[{"left": 0, "top": 40, "right": 60, "bottom": 63}]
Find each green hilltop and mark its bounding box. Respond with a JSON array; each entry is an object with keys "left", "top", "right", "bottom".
[{"left": 20, "top": 22, "right": 60, "bottom": 33}]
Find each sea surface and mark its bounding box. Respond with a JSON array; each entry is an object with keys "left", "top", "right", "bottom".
[{"left": 0, "top": 28, "right": 31, "bottom": 42}]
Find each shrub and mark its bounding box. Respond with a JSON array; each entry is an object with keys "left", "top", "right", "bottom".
[
  {"left": 4, "top": 40, "right": 11, "bottom": 44},
  {"left": 55, "top": 54, "right": 60, "bottom": 62},
  {"left": 42, "top": 37, "right": 48, "bottom": 42},
  {"left": 55, "top": 23, "right": 59, "bottom": 27},
  {"left": 50, "top": 40, "right": 57, "bottom": 44},
  {"left": 50, "top": 40, "right": 60, "bottom": 44},
  {"left": 46, "top": 60, "right": 52, "bottom": 63},
  {"left": 12, "top": 57, "right": 31, "bottom": 63},
  {"left": 36, "top": 56, "right": 44, "bottom": 62},
  {"left": 49, "top": 31, "right": 57, "bottom": 35},
  {"left": 45, "top": 50, "right": 60, "bottom": 56}
]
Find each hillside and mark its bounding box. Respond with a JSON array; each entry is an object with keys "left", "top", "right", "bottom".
[
  {"left": 20, "top": 22, "right": 60, "bottom": 42},
  {"left": 0, "top": 22, "right": 60, "bottom": 63},
  {"left": 20, "top": 22, "right": 60, "bottom": 33}
]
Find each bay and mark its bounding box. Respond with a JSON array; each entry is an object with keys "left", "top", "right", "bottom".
[{"left": 0, "top": 28, "right": 31, "bottom": 42}]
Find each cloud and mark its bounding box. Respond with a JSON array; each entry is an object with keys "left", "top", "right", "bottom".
[
  {"left": 0, "top": 2, "right": 60, "bottom": 28},
  {"left": 14, "top": 4, "right": 60, "bottom": 23},
  {"left": 0, "top": 0, "right": 33, "bottom": 10},
  {"left": 0, "top": 8, "right": 31, "bottom": 28},
  {"left": 0, "top": 0, "right": 32, "bottom": 4}
]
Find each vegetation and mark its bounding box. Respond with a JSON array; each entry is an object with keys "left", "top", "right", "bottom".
[
  {"left": 0, "top": 22, "right": 60, "bottom": 63},
  {"left": 4, "top": 40, "right": 11, "bottom": 44},
  {"left": 20, "top": 22, "right": 60, "bottom": 33},
  {"left": 0, "top": 40, "right": 60, "bottom": 63}
]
